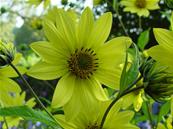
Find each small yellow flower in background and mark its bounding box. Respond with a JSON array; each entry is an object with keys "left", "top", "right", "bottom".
[
  {"left": 120, "top": 0, "right": 160, "bottom": 17},
  {"left": 28, "top": 7, "right": 132, "bottom": 120},
  {"left": 54, "top": 100, "right": 139, "bottom": 129},
  {"left": 0, "top": 91, "right": 35, "bottom": 129},
  {"left": 148, "top": 28, "right": 173, "bottom": 71},
  {"left": 93, "top": 0, "right": 103, "bottom": 5},
  {"left": 30, "top": 17, "right": 43, "bottom": 30},
  {"left": 122, "top": 89, "right": 144, "bottom": 112}
]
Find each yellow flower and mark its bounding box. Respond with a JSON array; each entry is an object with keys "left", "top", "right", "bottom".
[
  {"left": 120, "top": 0, "right": 160, "bottom": 17},
  {"left": 54, "top": 100, "right": 139, "bottom": 129},
  {"left": 122, "top": 89, "right": 144, "bottom": 112},
  {"left": 148, "top": 28, "right": 173, "bottom": 71},
  {"left": 28, "top": 7, "right": 131, "bottom": 120}
]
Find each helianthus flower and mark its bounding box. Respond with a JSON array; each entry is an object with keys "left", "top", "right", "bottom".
[
  {"left": 120, "top": 0, "right": 160, "bottom": 17},
  {"left": 28, "top": 7, "right": 132, "bottom": 119},
  {"left": 0, "top": 91, "right": 35, "bottom": 129},
  {"left": 148, "top": 28, "right": 173, "bottom": 71},
  {"left": 54, "top": 100, "right": 139, "bottom": 129}
]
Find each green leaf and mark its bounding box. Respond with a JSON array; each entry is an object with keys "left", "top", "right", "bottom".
[
  {"left": 158, "top": 101, "right": 171, "bottom": 123},
  {"left": 0, "top": 106, "right": 58, "bottom": 127},
  {"left": 137, "top": 29, "right": 150, "bottom": 51},
  {"left": 120, "top": 43, "right": 140, "bottom": 93},
  {"left": 120, "top": 51, "right": 128, "bottom": 93}
]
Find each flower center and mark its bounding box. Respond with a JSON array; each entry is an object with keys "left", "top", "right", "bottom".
[
  {"left": 86, "top": 123, "right": 100, "bottom": 129},
  {"left": 135, "top": 0, "right": 146, "bottom": 8},
  {"left": 68, "top": 48, "right": 98, "bottom": 79}
]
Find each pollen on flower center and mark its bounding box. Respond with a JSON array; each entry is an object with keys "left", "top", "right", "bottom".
[
  {"left": 68, "top": 47, "right": 99, "bottom": 79},
  {"left": 135, "top": 0, "right": 146, "bottom": 8}
]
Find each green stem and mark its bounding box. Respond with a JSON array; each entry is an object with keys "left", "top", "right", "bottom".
[
  {"left": 139, "top": 16, "right": 142, "bottom": 32},
  {"left": 100, "top": 85, "right": 144, "bottom": 129},
  {"left": 145, "top": 101, "right": 154, "bottom": 129},
  {"left": 9, "top": 63, "right": 59, "bottom": 127},
  {"left": 105, "top": 0, "right": 129, "bottom": 36},
  {"left": 115, "top": 9, "right": 129, "bottom": 36},
  {"left": 3, "top": 117, "right": 9, "bottom": 129}
]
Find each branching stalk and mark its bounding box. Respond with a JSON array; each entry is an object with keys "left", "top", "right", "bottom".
[{"left": 100, "top": 85, "right": 144, "bottom": 129}]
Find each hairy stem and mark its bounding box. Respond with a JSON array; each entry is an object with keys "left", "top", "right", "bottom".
[
  {"left": 100, "top": 85, "right": 144, "bottom": 129},
  {"left": 9, "top": 63, "right": 59, "bottom": 127}
]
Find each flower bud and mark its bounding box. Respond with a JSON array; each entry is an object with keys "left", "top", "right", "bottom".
[
  {"left": 140, "top": 58, "right": 173, "bottom": 102},
  {"left": 0, "top": 41, "right": 15, "bottom": 68}
]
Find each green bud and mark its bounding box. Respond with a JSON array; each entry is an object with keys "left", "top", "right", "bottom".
[
  {"left": 0, "top": 7, "right": 6, "bottom": 14},
  {"left": 0, "top": 41, "right": 15, "bottom": 68},
  {"left": 140, "top": 58, "right": 173, "bottom": 102}
]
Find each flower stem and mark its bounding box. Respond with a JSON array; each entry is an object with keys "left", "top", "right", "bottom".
[
  {"left": 145, "top": 101, "right": 154, "bottom": 129},
  {"left": 100, "top": 85, "right": 144, "bottom": 129},
  {"left": 9, "top": 63, "right": 59, "bottom": 127},
  {"left": 3, "top": 117, "right": 9, "bottom": 129},
  {"left": 105, "top": 0, "right": 129, "bottom": 36},
  {"left": 139, "top": 16, "right": 142, "bottom": 33}
]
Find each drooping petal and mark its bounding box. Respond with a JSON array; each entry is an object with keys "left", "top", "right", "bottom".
[
  {"left": 105, "top": 110, "right": 138, "bottom": 129},
  {"left": 63, "top": 78, "right": 96, "bottom": 121},
  {"left": 30, "top": 41, "right": 68, "bottom": 64},
  {"left": 77, "top": 7, "right": 94, "bottom": 48},
  {"left": 51, "top": 73, "right": 75, "bottom": 108},
  {"left": 0, "top": 65, "right": 26, "bottom": 78},
  {"left": 0, "top": 77, "right": 21, "bottom": 93},
  {"left": 27, "top": 61, "right": 67, "bottom": 80},
  {"left": 147, "top": 46, "right": 173, "bottom": 70},
  {"left": 88, "top": 77, "right": 108, "bottom": 101},
  {"left": 86, "top": 12, "right": 112, "bottom": 49},
  {"left": 97, "top": 37, "right": 132, "bottom": 68},
  {"left": 153, "top": 28, "right": 173, "bottom": 51},
  {"left": 94, "top": 68, "right": 121, "bottom": 89}
]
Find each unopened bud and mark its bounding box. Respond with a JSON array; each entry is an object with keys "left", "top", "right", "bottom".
[{"left": 0, "top": 41, "right": 15, "bottom": 68}]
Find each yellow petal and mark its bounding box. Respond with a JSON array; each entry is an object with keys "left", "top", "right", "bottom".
[
  {"left": 153, "top": 28, "right": 173, "bottom": 50},
  {"left": 27, "top": 61, "right": 67, "bottom": 80},
  {"left": 30, "top": 41, "right": 68, "bottom": 64},
  {"left": 78, "top": 7, "right": 94, "bottom": 48},
  {"left": 51, "top": 73, "right": 75, "bottom": 108},
  {"left": 87, "top": 12, "right": 112, "bottom": 49}
]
